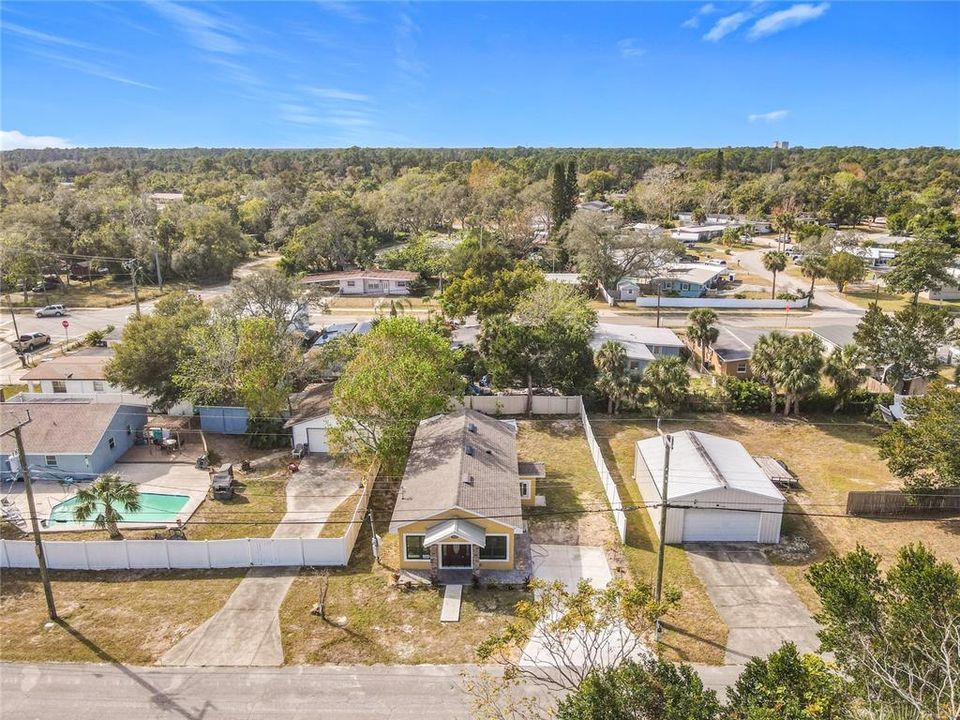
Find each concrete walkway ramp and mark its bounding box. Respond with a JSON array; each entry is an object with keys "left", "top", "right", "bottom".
[{"left": 440, "top": 585, "right": 462, "bottom": 623}]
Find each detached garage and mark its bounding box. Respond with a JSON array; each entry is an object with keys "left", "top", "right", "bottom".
[
  {"left": 634, "top": 430, "right": 784, "bottom": 544},
  {"left": 285, "top": 383, "right": 336, "bottom": 454}
]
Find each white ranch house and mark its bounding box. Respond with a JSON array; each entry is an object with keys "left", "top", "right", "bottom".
[{"left": 301, "top": 269, "right": 417, "bottom": 296}]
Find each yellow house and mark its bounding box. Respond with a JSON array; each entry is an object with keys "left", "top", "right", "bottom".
[{"left": 390, "top": 409, "right": 543, "bottom": 572}]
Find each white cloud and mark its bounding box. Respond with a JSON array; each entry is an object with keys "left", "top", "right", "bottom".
[
  {"left": 306, "top": 87, "right": 371, "bottom": 102},
  {"left": 3, "top": 22, "right": 94, "bottom": 50},
  {"left": 748, "top": 3, "right": 830, "bottom": 40},
  {"left": 147, "top": 0, "right": 246, "bottom": 54},
  {"left": 25, "top": 48, "right": 158, "bottom": 89},
  {"left": 314, "top": 1, "right": 369, "bottom": 23},
  {"left": 0, "top": 130, "right": 75, "bottom": 150},
  {"left": 682, "top": 3, "right": 718, "bottom": 29},
  {"left": 616, "top": 38, "right": 646, "bottom": 58},
  {"left": 394, "top": 12, "right": 426, "bottom": 83},
  {"left": 703, "top": 11, "right": 752, "bottom": 41},
  {"left": 748, "top": 109, "right": 789, "bottom": 123}
]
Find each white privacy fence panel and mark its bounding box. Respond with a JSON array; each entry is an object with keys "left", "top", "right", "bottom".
[
  {"left": 1, "top": 537, "right": 350, "bottom": 570},
  {"left": 634, "top": 296, "right": 810, "bottom": 310},
  {"left": 579, "top": 403, "right": 628, "bottom": 542},
  {"left": 454, "top": 395, "right": 583, "bottom": 416}
]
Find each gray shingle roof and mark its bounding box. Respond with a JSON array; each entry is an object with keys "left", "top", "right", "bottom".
[
  {"left": 20, "top": 350, "right": 112, "bottom": 381},
  {"left": 284, "top": 383, "right": 334, "bottom": 427},
  {"left": 389, "top": 409, "right": 523, "bottom": 532},
  {"left": 0, "top": 402, "right": 132, "bottom": 455}
]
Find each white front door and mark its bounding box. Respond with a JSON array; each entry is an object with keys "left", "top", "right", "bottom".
[{"left": 682, "top": 508, "right": 760, "bottom": 542}]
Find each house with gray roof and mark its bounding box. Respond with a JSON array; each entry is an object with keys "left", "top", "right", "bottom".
[
  {"left": 0, "top": 400, "right": 147, "bottom": 481},
  {"left": 390, "top": 409, "right": 543, "bottom": 575}
]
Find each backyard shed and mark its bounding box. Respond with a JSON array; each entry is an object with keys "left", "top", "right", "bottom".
[
  {"left": 634, "top": 430, "right": 784, "bottom": 544},
  {"left": 284, "top": 383, "right": 335, "bottom": 454}
]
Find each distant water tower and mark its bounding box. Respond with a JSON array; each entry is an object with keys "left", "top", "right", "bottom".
[{"left": 772, "top": 140, "right": 790, "bottom": 149}]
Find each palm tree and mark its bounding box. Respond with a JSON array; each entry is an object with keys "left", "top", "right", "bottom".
[
  {"left": 71, "top": 473, "right": 142, "bottom": 540},
  {"left": 779, "top": 334, "right": 825, "bottom": 416},
  {"left": 641, "top": 356, "right": 690, "bottom": 416},
  {"left": 686, "top": 308, "right": 719, "bottom": 371},
  {"left": 762, "top": 251, "right": 789, "bottom": 299},
  {"left": 824, "top": 344, "right": 868, "bottom": 413},
  {"left": 374, "top": 297, "right": 413, "bottom": 317},
  {"left": 595, "top": 341, "right": 627, "bottom": 414},
  {"left": 799, "top": 254, "right": 828, "bottom": 298},
  {"left": 751, "top": 332, "right": 787, "bottom": 414}
]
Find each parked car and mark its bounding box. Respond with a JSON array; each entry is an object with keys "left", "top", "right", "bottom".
[
  {"left": 32, "top": 275, "right": 63, "bottom": 293},
  {"left": 12, "top": 332, "right": 51, "bottom": 352},
  {"left": 35, "top": 304, "right": 67, "bottom": 318}
]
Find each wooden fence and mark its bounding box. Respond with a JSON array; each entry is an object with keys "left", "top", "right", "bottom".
[{"left": 846, "top": 489, "right": 960, "bottom": 516}]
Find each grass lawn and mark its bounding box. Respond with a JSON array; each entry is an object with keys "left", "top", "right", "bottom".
[
  {"left": 183, "top": 470, "right": 288, "bottom": 540},
  {"left": 4, "top": 280, "right": 185, "bottom": 309},
  {"left": 842, "top": 288, "right": 960, "bottom": 314},
  {"left": 0, "top": 568, "right": 245, "bottom": 664},
  {"left": 595, "top": 413, "right": 960, "bottom": 619},
  {"left": 2, "top": 384, "right": 27, "bottom": 400},
  {"left": 516, "top": 419, "right": 623, "bottom": 554},
  {"left": 280, "top": 469, "right": 528, "bottom": 665},
  {"left": 319, "top": 488, "right": 363, "bottom": 539}
]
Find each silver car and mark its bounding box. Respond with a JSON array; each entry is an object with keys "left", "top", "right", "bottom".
[{"left": 35, "top": 304, "right": 67, "bottom": 318}]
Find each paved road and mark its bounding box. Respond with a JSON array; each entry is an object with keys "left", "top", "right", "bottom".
[
  {"left": 0, "top": 659, "right": 741, "bottom": 718},
  {"left": 0, "top": 663, "right": 496, "bottom": 719},
  {"left": 684, "top": 543, "right": 820, "bottom": 665}
]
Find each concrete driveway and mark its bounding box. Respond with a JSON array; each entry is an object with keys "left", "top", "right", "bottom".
[
  {"left": 529, "top": 543, "right": 612, "bottom": 591},
  {"left": 685, "top": 543, "right": 820, "bottom": 665},
  {"left": 162, "top": 455, "right": 362, "bottom": 667}
]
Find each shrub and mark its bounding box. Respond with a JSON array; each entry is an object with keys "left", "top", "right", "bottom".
[{"left": 719, "top": 377, "right": 769, "bottom": 413}]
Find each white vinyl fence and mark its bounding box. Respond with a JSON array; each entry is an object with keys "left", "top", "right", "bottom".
[
  {"left": 634, "top": 296, "right": 810, "bottom": 310},
  {"left": 0, "top": 536, "right": 351, "bottom": 570},
  {"left": 1, "top": 462, "right": 380, "bottom": 571},
  {"left": 454, "top": 394, "right": 583, "bottom": 415},
  {"left": 579, "top": 403, "right": 628, "bottom": 542}
]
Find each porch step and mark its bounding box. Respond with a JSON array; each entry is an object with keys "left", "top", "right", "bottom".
[{"left": 440, "top": 584, "right": 463, "bottom": 623}]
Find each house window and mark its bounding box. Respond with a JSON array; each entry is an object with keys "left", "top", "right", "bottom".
[
  {"left": 479, "top": 535, "right": 508, "bottom": 561},
  {"left": 346, "top": 280, "right": 356, "bottom": 287},
  {"left": 736, "top": 363, "right": 748, "bottom": 374},
  {"left": 93, "top": 380, "right": 105, "bottom": 392},
  {"left": 404, "top": 534, "right": 430, "bottom": 561},
  {"left": 108, "top": 437, "right": 116, "bottom": 450},
  {"left": 395, "top": 281, "right": 407, "bottom": 288},
  {"left": 52, "top": 380, "right": 67, "bottom": 393},
  {"left": 45, "top": 455, "right": 58, "bottom": 466},
  {"left": 681, "top": 283, "right": 690, "bottom": 291},
  {"left": 519, "top": 481, "right": 530, "bottom": 499}
]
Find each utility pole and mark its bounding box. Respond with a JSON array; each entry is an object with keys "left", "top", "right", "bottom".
[
  {"left": 126, "top": 260, "right": 141, "bottom": 317},
  {"left": 154, "top": 248, "right": 163, "bottom": 290},
  {"left": 367, "top": 508, "right": 380, "bottom": 564},
  {"left": 3, "top": 411, "right": 57, "bottom": 620},
  {"left": 654, "top": 418, "right": 673, "bottom": 607},
  {"left": 7, "top": 303, "right": 27, "bottom": 368},
  {"left": 656, "top": 281, "right": 663, "bottom": 328}
]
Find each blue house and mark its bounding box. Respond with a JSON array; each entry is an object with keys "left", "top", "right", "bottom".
[{"left": 0, "top": 401, "right": 147, "bottom": 480}]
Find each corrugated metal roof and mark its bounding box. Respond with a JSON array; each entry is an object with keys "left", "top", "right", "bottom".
[
  {"left": 636, "top": 430, "right": 784, "bottom": 502},
  {"left": 389, "top": 409, "right": 523, "bottom": 532}
]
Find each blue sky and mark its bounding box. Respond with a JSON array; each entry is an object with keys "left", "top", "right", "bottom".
[{"left": 2, "top": 2, "right": 958, "bottom": 149}]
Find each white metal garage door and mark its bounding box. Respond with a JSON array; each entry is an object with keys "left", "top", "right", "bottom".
[
  {"left": 682, "top": 508, "right": 760, "bottom": 542},
  {"left": 306, "top": 427, "right": 328, "bottom": 453}
]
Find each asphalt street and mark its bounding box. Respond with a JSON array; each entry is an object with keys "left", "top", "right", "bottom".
[{"left": 0, "top": 663, "right": 533, "bottom": 720}]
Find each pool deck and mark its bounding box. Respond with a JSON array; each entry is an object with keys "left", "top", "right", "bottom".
[{"left": 1, "top": 460, "right": 210, "bottom": 534}]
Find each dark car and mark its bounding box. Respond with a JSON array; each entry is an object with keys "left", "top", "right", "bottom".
[{"left": 32, "top": 275, "right": 63, "bottom": 293}]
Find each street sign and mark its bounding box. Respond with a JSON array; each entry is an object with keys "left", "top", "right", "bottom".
[{"left": 61, "top": 320, "right": 69, "bottom": 328}]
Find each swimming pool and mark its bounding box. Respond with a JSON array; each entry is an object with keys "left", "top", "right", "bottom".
[{"left": 48, "top": 492, "right": 190, "bottom": 525}]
